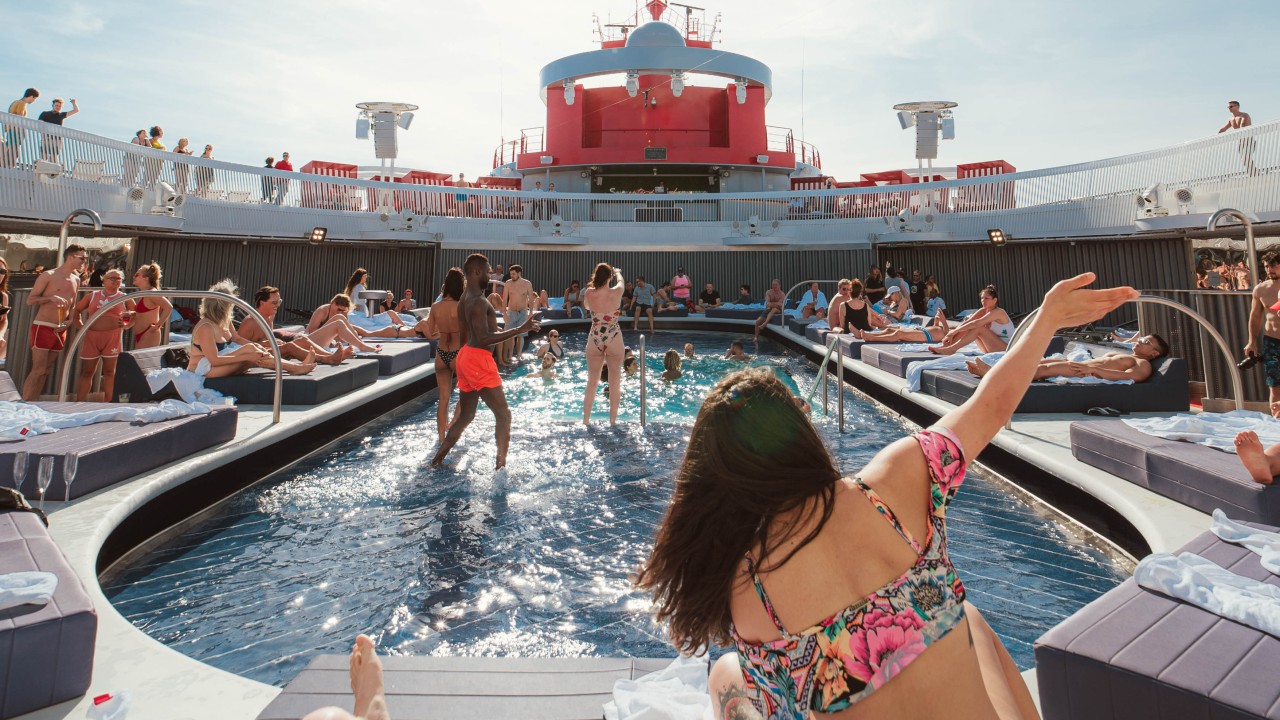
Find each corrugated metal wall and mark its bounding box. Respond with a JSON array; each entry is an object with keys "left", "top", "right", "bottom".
[
  {"left": 1141, "top": 290, "right": 1262, "bottom": 402},
  {"left": 435, "top": 248, "right": 875, "bottom": 299},
  {"left": 133, "top": 237, "right": 438, "bottom": 318},
  {"left": 876, "top": 237, "right": 1191, "bottom": 323}
]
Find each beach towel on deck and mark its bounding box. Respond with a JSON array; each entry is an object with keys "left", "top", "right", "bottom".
[{"left": 1212, "top": 509, "right": 1280, "bottom": 575}]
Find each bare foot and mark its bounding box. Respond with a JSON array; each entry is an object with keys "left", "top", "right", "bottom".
[
  {"left": 967, "top": 358, "right": 992, "bottom": 378},
  {"left": 339, "top": 345, "right": 357, "bottom": 361},
  {"left": 317, "top": 349, "right": 343, "bottom": 365},
  {"left": 928, "top": 343, "right": 956, "bottom": 355},
  {"left": 349, "top": 635, "right": 387, "bottom": 720},
  {"left": 934, "top": 310, "right": 949, "bottom": 333},
  {"left": 1235, "top": 431, "right": 1276, "bottom": 484}
]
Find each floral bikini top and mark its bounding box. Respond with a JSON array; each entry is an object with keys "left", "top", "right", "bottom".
[{"left": 731, "top": 428, "right": 968, "bottom": 718}]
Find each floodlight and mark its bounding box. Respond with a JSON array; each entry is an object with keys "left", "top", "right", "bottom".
[
  {"left": 355, "top": 117, "right": 370, "bottom": 139},
  {"left": 626, "top": 72, "right": 640, "bottom": 97},
  {"left": 987, "top": 228, "right": 1007, "bottom": 246},
  {"left": 671, "top": 72, "right": 684, "bottom": 97},
  {"left": 397, "top": 112, "right": 414, "bottom": 130},
  {"left": 157, "top": 182, "right": 177, "bottom": 204},
  {"left": 308, "top": 227, "right": 328, "bottom": 243}
]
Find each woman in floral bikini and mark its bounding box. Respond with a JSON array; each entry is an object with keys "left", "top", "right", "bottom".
[
  {"left": 582, "top": 262, "right": 625, "bottom": 425},
  {"left": 638, "top": 273, "right": 1136, "bottom": 720}
]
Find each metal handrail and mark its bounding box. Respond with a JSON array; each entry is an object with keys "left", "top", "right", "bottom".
[
  {"left": 58, "top": 290, "right": 284, "bottom": 423},
  {"left": 1208, "top": 208, "right": 1257, "bottom": 296},
  {"left": 57, "top": 208, "right": 101, "bottom": 259},
  {"left": 804, "top": 335, "right": 842, "bottom": 410},
  {"left": 638, "top": 334, "right": 647, "bottom": 426},
  {"left": 1003, "top": 294, "right": 1243, "bottom": 429},
  {"left": 782, "top": 279, "right": 843, "bottom": 311}
]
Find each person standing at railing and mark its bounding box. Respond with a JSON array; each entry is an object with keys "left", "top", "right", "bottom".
[
  {"left": 546, "top": 182, "right": 560, "bottom": 217},
  {"left": 36, "top": 97, "right": 79, "bottom": 163},
  {"left": 22, "top": 244, "right": 86, "bottom": 400},
  {"left": 140, "top": 125, "right": 165, "bottom": 188},
  {"left": 194, "top": 144, "right": 215, "bottom": 196},
  {"left": 261, "top": 156, "right": 276, "bottom": 202},
  {"left": 171, "top": 137, "right": 193, "bottom": 192},
  {"left": 120, "top": 129, "right": 148, "bottom": 187},
  {"left": 2, "top": 87, "right": 38, "bottom": 167},
  {"left": 273, "top": 152, "right": 293, "bottom": 205},
  {"left": 1218, "top": 100, "right": 1257, "bottom": 176}
]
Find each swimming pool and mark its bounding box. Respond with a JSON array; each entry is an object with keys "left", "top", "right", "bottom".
[{"left": 103, "top": 331, "right": 1132, "bottom": 686}]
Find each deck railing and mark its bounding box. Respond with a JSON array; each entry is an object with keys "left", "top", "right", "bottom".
[{"left": 2, "top": 112, "right": 1276, "bottom": 242}]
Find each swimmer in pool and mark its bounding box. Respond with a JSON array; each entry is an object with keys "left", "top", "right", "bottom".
[
  {"left": 538, "top": 352, "right": 558, "bottom": 379},
  {"left": 301, "top": 635, "right": 389, "bottom": 720},
  {"left": 725, "top": 340, "right": 750, "bottom": 362},
  {"left": 430, "top": 253, "right": 539, "bottom": 471},
  {"left": 662, "top": 348, "right": 683, "bottom": 380},
  {"left": 684, "top": 342, "right": 695, "bottom": 359}
]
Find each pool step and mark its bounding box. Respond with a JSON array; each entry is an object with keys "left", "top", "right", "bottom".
[{"left": 257, "top": 655, "right": 676, "bottom": 719}]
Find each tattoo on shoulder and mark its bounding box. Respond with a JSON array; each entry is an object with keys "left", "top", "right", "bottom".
[{"left": 718, "top": 686, "right": 764, "bottom": 720}]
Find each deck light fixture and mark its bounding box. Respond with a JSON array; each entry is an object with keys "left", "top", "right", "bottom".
[
  {"left": 671, "top": 71, "right": 685, "bottom": 97},
  {"left": 735, "top": 79, "right": 747, "bottom": 104},
  {"left": 563, "top": 79, "right": 575, "bottom": 105},
  {"left": 626, "top": 72, "right": 640, "bottom": 97},
  {"left": 309, "top": 227, "right": 328, "bottom": 244},
  {"left": 987, "top": 228, "right": 1007, "bottom": 246}
]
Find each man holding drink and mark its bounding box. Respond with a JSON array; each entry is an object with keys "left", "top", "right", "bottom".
[
  {"left": 73, "top": 268, "right": 135, "bottom": 401},
  {"left": 23, "top": 244, "right": 86, "bottom": 400}
]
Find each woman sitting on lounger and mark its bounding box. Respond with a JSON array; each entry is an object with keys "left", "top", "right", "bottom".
[
  {"left": 418, "top": 268, "right": 464, "bottom": 441},
  {"left": 840, "top": 278, "right": 889, "bottom": 336},
  {"left": 344, "top": 268, "right": 409, "bottom": 329},
  {"left": 636, "top": 272, "right": 1134, "bottom": 720},
  {"left": 188, "top": 280, "right": 316, "bottom": 378},
  {"left": 875, "top": 286, "right": 912, "bottom": 322},
  {"left": 929, "top": 284, "right": 1016, "bottom": 355}
]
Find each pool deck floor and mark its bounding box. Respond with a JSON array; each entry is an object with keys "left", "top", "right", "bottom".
[{"left": 16, "top": 316, "right": 1212, "bottom": 719}]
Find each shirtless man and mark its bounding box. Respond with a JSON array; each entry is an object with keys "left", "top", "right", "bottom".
[
  {"left": 239, "top": 286, "right": 352, "bottom": 365},
  {"left": 501, "top": 264, "right": 536, "bottom": 359},
  {"left": 1219, "top": 100, "right": 1256, "bottom": 175},
  {"left": 827, "top": 279, "right": 852, "bottom": 332},
  {"left": 754, "top": 279, "right": 785, "bottom": 338},
  {"left": 966, "top": 333, "right": 1169, "bottom": 382},
  {"left": 1244, "top": 252, "right": 1280, "bottom": 414},
  {"left": 305, "top": 295, "right": 386, "bottom": 352},
  {"left": 23, "top": 244, "right": 85, "bottom": 399},
  {"left": 725, "top": 340, "right": 751, "bottom": 361},
  {"left": 430, "top": 253, "right": 539, "bottom": 470}
]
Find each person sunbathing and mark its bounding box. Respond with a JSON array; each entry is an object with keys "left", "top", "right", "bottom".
[
  {"left": 1234, "top": 431, "right": 1279, "bottom": 485},
  {"left": 858, "top": 310, "right": 950, "bottom": 343},
  {"left": 240, "top": 286, "right": 351, "bottom": 365},
  {"left": 300, "top": 635, "right": 390, "bottom": 720},
  {"left": 929, "top": 284, "right": 1015, "bottom": 355},
  {"left": 188, "top": 280, "right": 316, "bottom": 378},
  {"left": 307, "top": 295, "right": 408, "bottom": 345},
  {"left": 966, "top": 333, "right": 1169, "bottom": 382}
]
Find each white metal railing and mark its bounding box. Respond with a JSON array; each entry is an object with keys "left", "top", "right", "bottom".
[{"left": 2, "top": 111, "right": 1277, "bottom": 242}]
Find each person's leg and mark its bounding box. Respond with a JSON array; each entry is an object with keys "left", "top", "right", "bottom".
[
  {"left": 631, "top": 305, "right": 640, "bottom": 331},
  {"left": 605, "top": 341, "right": 624, "bottom": 424},
  {"left": 431, "top": 391, "right": 480, "bottom": 466},
  {"left": 312, "top": 319, "right": 379, "bottom": 352},
  {"left": 75, "top": 357, "right": 100, "bottom": 402},
  {"left": 435, "top": 361, "right": 454, "bottom": 442},
  {"left": 99, "top": 356, "right": 119, "bottom": 402},
  {"left": 709, "top": 653, "right": 761, "bottom": 720},
  {"left": 646, "top": 307, "right": 655, "bottom": 334},
  {"left": 964, "top": 602, "right": 1040, "bottom": 720},
  {"left": 583, "top": 345, "right": 605, "bottom": 424},
  {"left": 973, "top": 326, "right": 1008, "bottom": 354},
  {"left": 300, "top": 635, "right": 390, "bottom": 720},
  {"left": 23, "top": 348, "right": 57, "bottom": 400},
  {"left": 1235, "top": 431, "right": 1278, "bottom": 484},
  {"left": 929, "top": 323, "right": 986, "bottom": 355},
  {"left": 202, "top": 360, "right": 256, "bottom": 378},
  {"left": 478, "top": 386, "right": 512, "bottom": 469}
]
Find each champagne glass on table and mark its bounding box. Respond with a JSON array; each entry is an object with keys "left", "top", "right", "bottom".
[
  {"left": 12, "top": 451, "right": 28, "bottom": 493},
  {"left": 62, "top": 452, "right": 79, "bottom": 502},
  {"left": 36, "top": 456, "right": 54, "bottom": 511}
]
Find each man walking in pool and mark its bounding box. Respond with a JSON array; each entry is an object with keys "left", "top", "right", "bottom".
[{"left": 431, "top": 253, "right": 539, "bottom": 470}]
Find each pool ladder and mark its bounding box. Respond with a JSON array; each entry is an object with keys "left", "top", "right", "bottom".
[
  {"left": 803, "top": 335, "right": 846, "bottom": 432},
  {"left": 638, "top": 334, "right": 647, "bottom": 426}
]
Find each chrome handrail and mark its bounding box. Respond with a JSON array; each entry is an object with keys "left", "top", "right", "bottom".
[
  {"left": 58, "top": 290, "right": 284, "bottom": 423},
  {"left": 638, "top": 334, "right": 647, "bottom": 426},
  {"left": 804, "top": 334, "right": 841, "bottom": 410},
  {"left": 1208, "top": 208, "right": 1258, "bottom": 301},
  {"left": 58, "top": 208, "right": 102, "bottom": 259},
  {"left": 1003, "top": 294, "right": 1243, "bottom": 429},
  {"left": 782, "top": 279, "right": 842, "bottom": 312}
]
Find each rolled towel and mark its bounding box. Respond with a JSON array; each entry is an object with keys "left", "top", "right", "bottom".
[
  {"left": 1212, "top": 509, "right": 1280, "bottom": 575},
  {"left": 1135, "top": 552, "right": 1280, "bottom": 637},
  {"left": 0, "top": 571, "right": 58, "bottom": 612}
]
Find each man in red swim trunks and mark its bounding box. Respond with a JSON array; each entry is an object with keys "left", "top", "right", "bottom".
[
  {"left": 430, "top": 253, "right": 539, "bottom": 470},
  {"left": 23, "top": 243, "right": 86, "bottom": 400}
]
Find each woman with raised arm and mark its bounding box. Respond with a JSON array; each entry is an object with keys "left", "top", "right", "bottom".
[
  {"left": 637, "top": 273, "right": 1134, "bottom": 720},
  {"left": 929, "top": 284, "right": 1015, "bottom": 355},
  {"left": 419, "top": 268, "right": 464, "bottom": 441},
  {"left": 582, "top": 262, "right": 625, "bottom": 424}
]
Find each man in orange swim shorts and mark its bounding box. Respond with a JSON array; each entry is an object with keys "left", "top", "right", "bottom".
[{"left": 430, "top": 253, "right": 539, "bottom": 471}]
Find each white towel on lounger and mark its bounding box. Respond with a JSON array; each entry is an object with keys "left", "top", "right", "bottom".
[
  {"left": 1135, "top": 551, "right": 1280, "bottom": 637},
  {"left": 1212, "top": 509, "right": 1280, "bottom": 575},
  {"left": 905, "top": 350, "right": 1003, "bottom": 392},
  {"left": 603, "top": 654, "right": 710, "bottom": 720},
  {"left": 1124, "top": 410, "right": 1280, "bottom": 454},
  {"left": 0, "top": 399, "right": 214, "bottom": 438},
  {"left": 0, "top": 571, "right": 58, "bottom": 612}
]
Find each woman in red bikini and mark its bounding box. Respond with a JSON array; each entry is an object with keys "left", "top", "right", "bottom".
[
  {"left": 638, "top": 273, "right": 1136, "bottom": 720},
  {"left": 131, "top": 262, "right": 172, "bottom": 349},
  {"left": 419, "top": 268, "right": 464, "bottom": 441}
]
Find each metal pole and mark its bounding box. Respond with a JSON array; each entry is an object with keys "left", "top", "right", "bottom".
[
  {"left": 58, "top": 290, "right": 284, "bottom": 424},
  {"left": 638, "top": 334, "right": 647, "bottom": 427},
  {"left": 1208, "top": 208, "right": 1258, "bottom": 298},
  {"left": 837, "top": 336, "right": 845, "bottom": 432},
  {"left": 822, "top": 347, "right": 829, "bottom": 414},
  {"left": 58, "top": 209, "right": 102, "bottom": 260}
]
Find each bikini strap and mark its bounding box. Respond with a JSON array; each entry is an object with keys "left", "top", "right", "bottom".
[
  {"left": 853, "top": 478, "right": 925, "bottom": 555},
  {"left": 743, "top": 552, "right": 789, "bottom": 635}
]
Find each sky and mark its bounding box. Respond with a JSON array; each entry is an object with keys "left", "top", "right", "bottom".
[{"left": 3, "top": 0, "right": 1277, "bottom": 181}]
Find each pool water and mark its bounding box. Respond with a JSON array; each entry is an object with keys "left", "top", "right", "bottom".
[{"left": 103, "top": 331, "right": 1132, "bottom": 687}]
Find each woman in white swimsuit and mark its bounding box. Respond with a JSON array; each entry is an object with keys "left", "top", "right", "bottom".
[
  {"left": 582, "top": 263, "right": 625, "bottom": 424},
  {"left": 929, "top": 284, "right": 1017, "bottom": 356}
]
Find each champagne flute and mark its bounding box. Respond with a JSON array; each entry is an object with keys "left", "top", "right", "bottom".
[
  {"left": 36, "top": 457, "right": 54, "bottom": 512},
  {"left": 12, "top": 451, "right": 28, "bottom": 493},
  {"left": 62, "top": 452, "right": 79, "bottom": 502}
]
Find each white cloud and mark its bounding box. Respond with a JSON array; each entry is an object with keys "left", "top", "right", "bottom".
[{"left": 55, "top": 3, "right": 106, "bottom": 36}]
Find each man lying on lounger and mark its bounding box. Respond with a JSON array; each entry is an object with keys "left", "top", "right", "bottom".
[
  {"left": 239, "top": 285, "right": 353, "bottom": 365},
  {"left": 966, "top": 333, "right": 1170, "bottom": 381}
]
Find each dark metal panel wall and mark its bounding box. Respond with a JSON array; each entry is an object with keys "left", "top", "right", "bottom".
[
  {"left": 435, "top": 248, "right": 874, "bottom": 300},
  {"left": 1141, "top": 290, "right": 1261, "bottom": 402},
  {"left": 133, "top": 237, "right": 437, "bottom": 318},
  {"left": 875, "top": 237, "right": 1192, "bottom": 322}
]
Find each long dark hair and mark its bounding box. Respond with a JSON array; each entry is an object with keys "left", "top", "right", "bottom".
[
  {"left": 982, "top": 284, "right": 999, "bottom": 303},
  {"left": 441, "top": 267, "right": 464, "bottom": 301},
  {"left": 344, "top": 268, "right": 368, "bottom": 299},
  {"left": 635, "top": 367, "right": 842, "bottom": 652},
  {"left": 591, "top": 262, "right": 612, "bottom": 289}
]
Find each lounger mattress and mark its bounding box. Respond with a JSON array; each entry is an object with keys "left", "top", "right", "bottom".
[
  {"left": 921, "top": 357, "right": 1188, "bottom": 413},
  {"left": 862, "top": 336, "right": 1069, "bottom": 379},
  {"left": 358, "top": 339, "right": 435, "bottom": 376},
  {"left": 206, "top": 358, "right": 379, "bottom": 405},
  {"left": 1035, "top": 523, "right": 1280, "bottom": 719},
  {"left": 704, "top": 307, "right": 780, "bottom": 324}
]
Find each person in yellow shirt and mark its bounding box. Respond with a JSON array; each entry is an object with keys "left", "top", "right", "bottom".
[{"left": 3, "top": 88, "right": 39, "bottom": 166}]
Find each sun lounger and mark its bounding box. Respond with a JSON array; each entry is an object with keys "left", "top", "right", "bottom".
[
  {"left": 1035, "top": 522, "right": 1280, "bottom": 719},
  {"left": 921, "top": 357, "right": 1188, "bottom": 413},
  {"left": 0, "top": 512, "right": 97, "bottom": 720},
  {"left": 357, "top": 339, "right": 435, "bottom": 376},
  {"left": 1070, "top": 418, "right": 1280, "bottom": 524},
  {"left": 0, "top": 371, "right": 238, "bottom": 500},
  {"left": 704, "top": 307, "right": 781, "bottom": 324},
  {"left": 861, "top": 337, "right": 1067, "bottom": 379}
]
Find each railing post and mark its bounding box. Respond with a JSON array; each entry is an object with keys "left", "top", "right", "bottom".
[
  {"left": 638, "top": 334, "right": 647, "bottom": 427},
  {"left": 837, "top": 337, "right": 845, "bottom": 432},
  {"left": 822, "top": 349, "right": 829, "bottom": 414}
]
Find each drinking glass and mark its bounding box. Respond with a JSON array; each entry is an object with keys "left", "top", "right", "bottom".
[
  {"left": 62, "top": 452, "right": 79, "bottom": 502},
  {"left": 36, "top": 457, "right": 54, "bottom": 511},
  {"left": 12, "top": 451, "right": 28, "bottom": 493}
]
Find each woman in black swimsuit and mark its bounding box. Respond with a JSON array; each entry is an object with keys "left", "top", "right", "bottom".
[
  {"left": 841, "top": 278, "right": 887, "bottom": 337},
  {"left": 421, "top": 268, "right": 465, "bottom": 441},
  {"left": 536, "top": 329, "right": 565, "bottom": 361}
]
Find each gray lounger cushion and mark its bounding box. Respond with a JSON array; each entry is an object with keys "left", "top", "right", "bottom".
[
  {"left": 539, "top": 309, "right": 570, "bottom": 320},
  {"left": 786, "top": 316, "right": 818, "bottom": 334},
  {"left": 805, "top": 324, "right": 833, "bottom": 344},
  {"left": 654, "top": 305, "right": 690, "bottom": 318},
  {"left": 862, "top": 336, "right": 1068, "bottom": 379},
  {"left": 837, "top": 333, "right": 866, "bottom": 360},
  {"left": 704, "top": 307, "right": 782, "bottom": 324},
  {"left": 1035, "top": 523, "right": 1280, "bottom": 720},
  {"left": 0, "top": 512, "right": 96, "bottom": 719},
  {"left": 1070, "top": 418, "right": 1280, "bottom": 524},
  {"left": 922, "top": 357, "right": 1188, "bottom": 413},
  {"left": 358, "top": 339, "right": 435, "bottom": 376}
]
